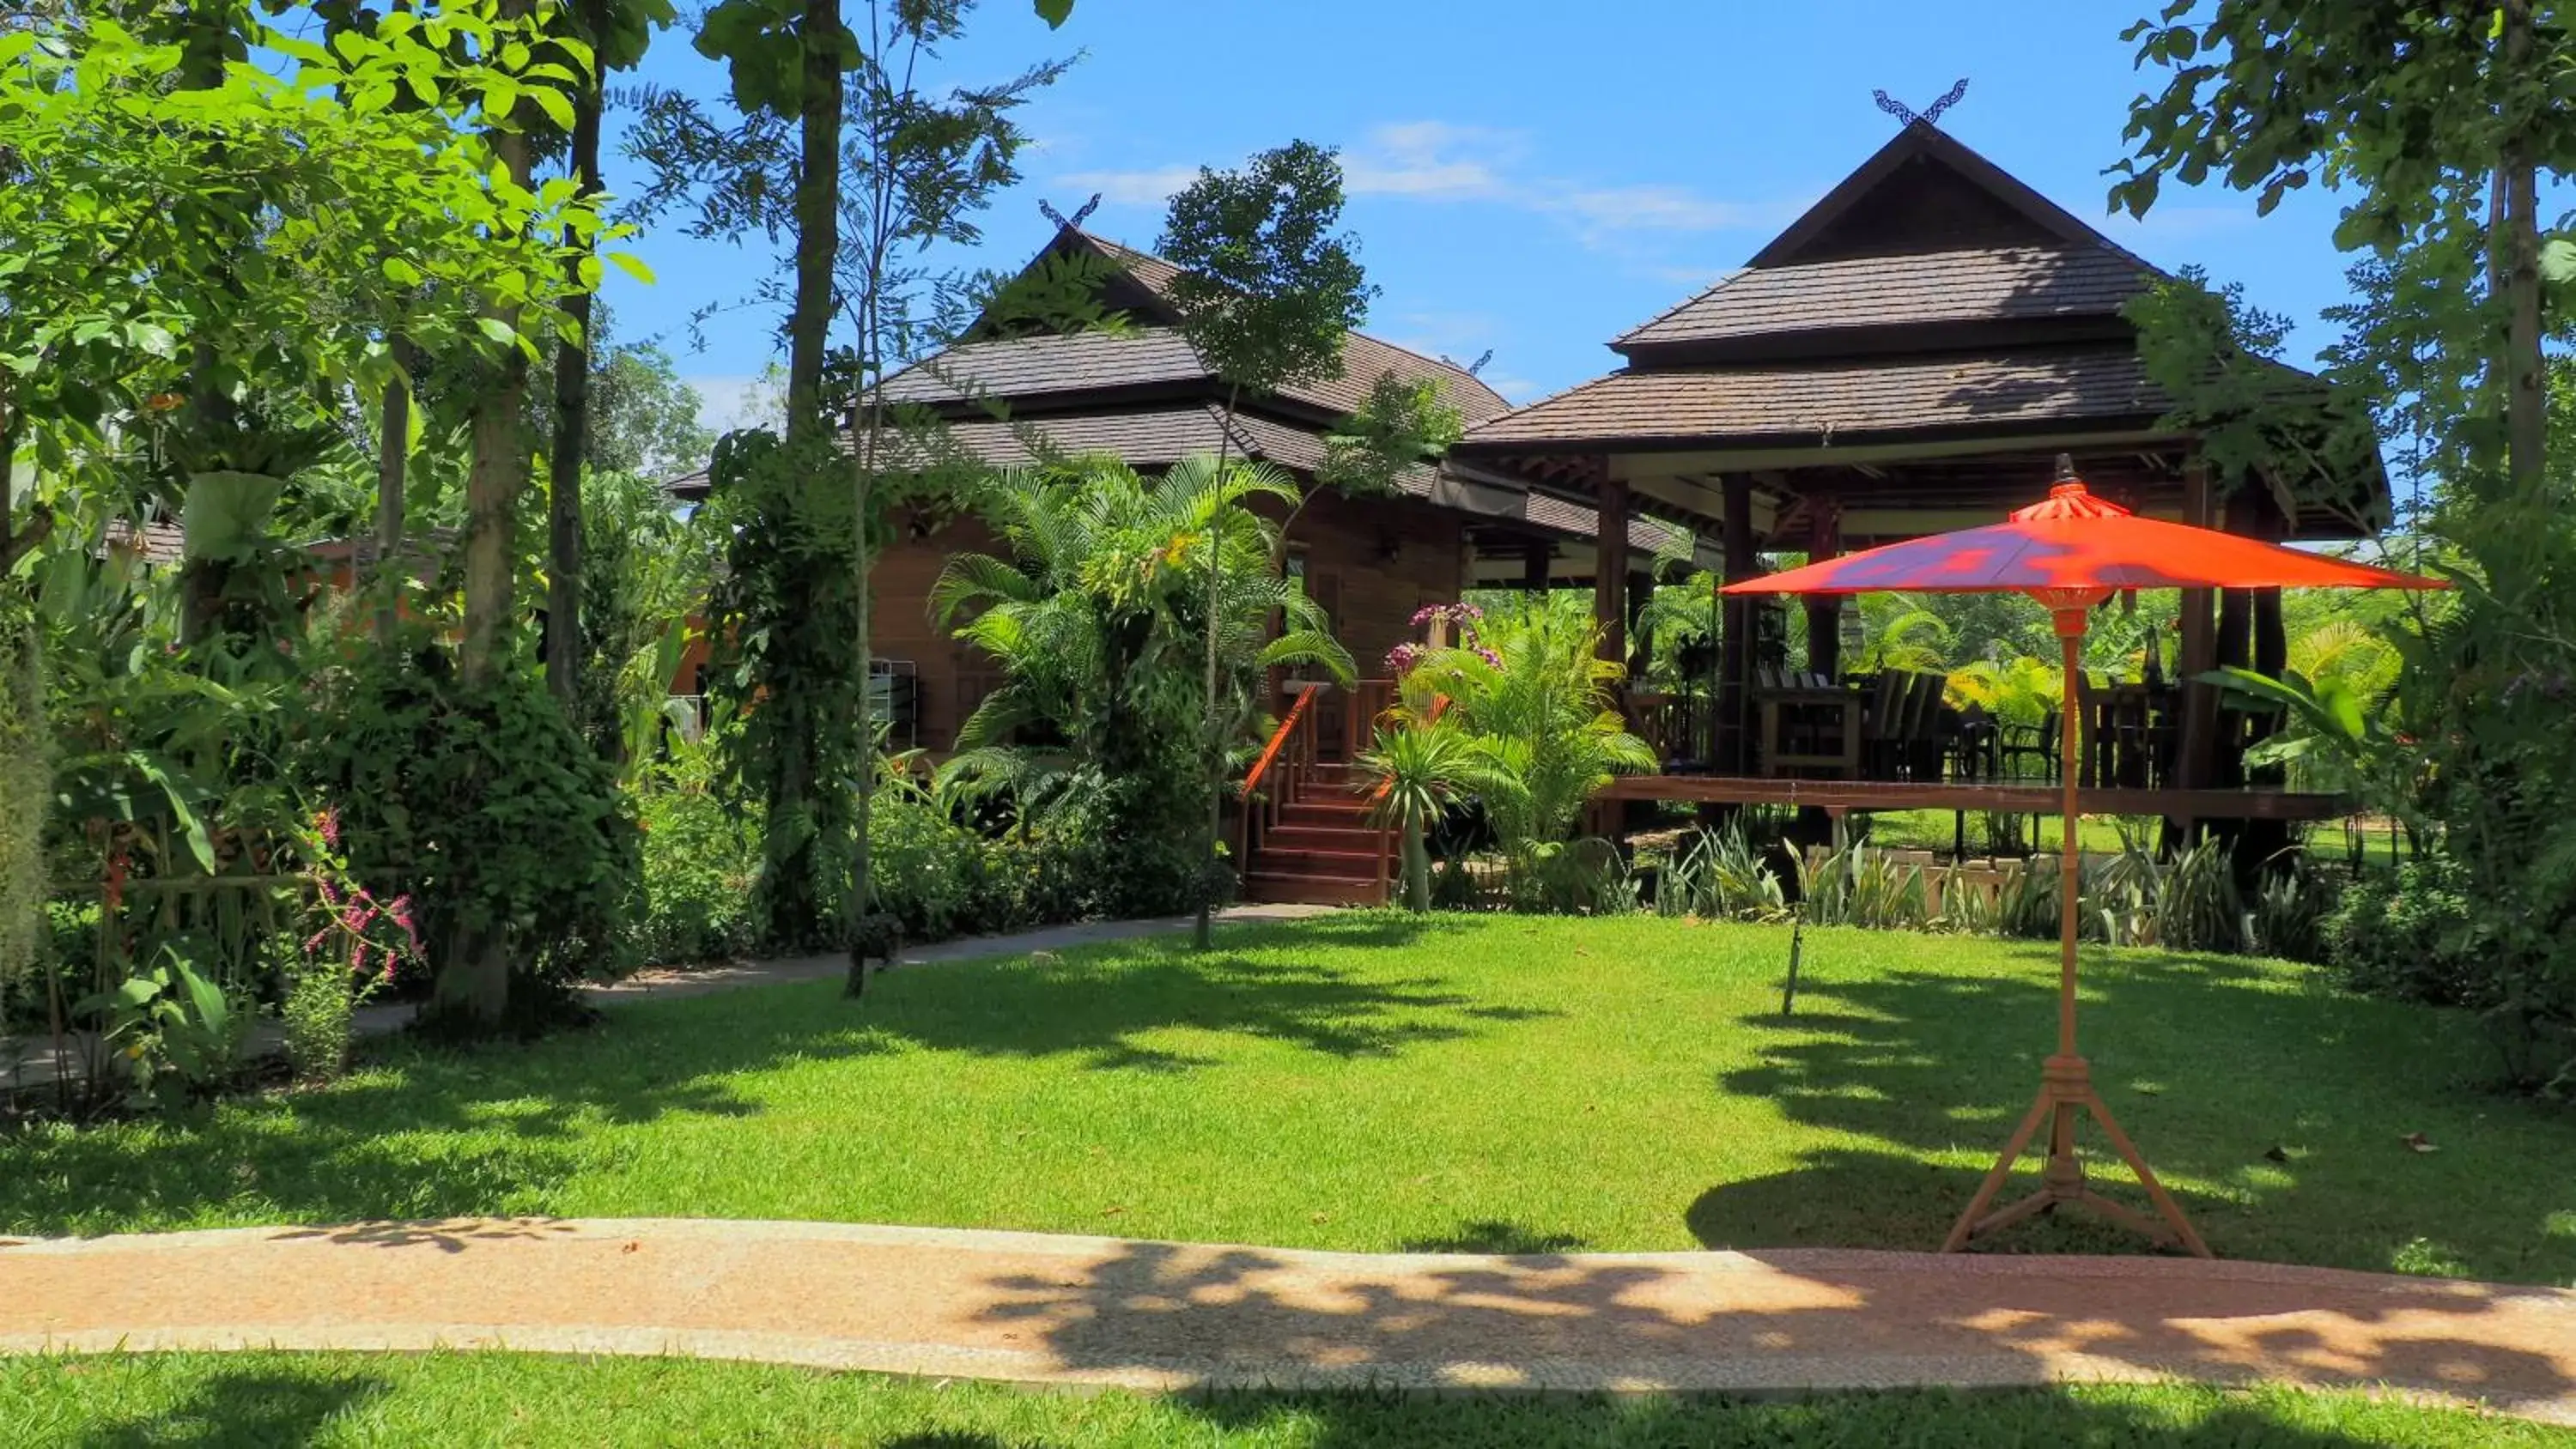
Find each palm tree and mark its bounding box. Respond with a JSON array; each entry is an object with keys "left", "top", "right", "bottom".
[
  {"left": 1353, "top": 713, "right": 1509, "bottom": 912},
  {"left": 1404, "top": 606, "right": 1657, "bottom": 870},
  {"left": 934, "top": 455, "right": 1353, "bottom": 901}
]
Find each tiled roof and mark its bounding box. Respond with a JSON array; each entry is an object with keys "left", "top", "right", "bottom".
[
  {"left": 882, "top": 323, "right": 1513, "bottom": 427},
  {"left": 882, "top": 330, "right": 1211, "bottom": 405},
  {"left": 1617, "top": 246, "right": 2153, "bottom": 350},
  {"left": 1463, "top": 348, "right": 2166, "bottom": 449},
  {"left": 1065, "top": 230, "right": 1514, "bottom": 421},
  {"left": 101, "top": 518, "right": 185, "bottom": 565}
]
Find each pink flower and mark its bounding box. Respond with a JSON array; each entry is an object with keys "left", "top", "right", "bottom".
[
  {"left": 350, "top": 942, "right": 368, "bottom": 976},
  {"left": 1386, "top": 642, "right": 1423, "bottom": 675},
  {"left": 317, "top": 875, "right": 342, "bottom": 909},
  {"left": 315, "top": 808, "right": 341, "bottom": 850},
  {"left": 303, "top": 929, "right": 331, "bottom": 956},
  {"left": 1475, "top": 647, "right": 1503, "bottom": 669}
]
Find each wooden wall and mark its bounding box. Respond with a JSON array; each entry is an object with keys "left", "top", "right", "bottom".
[{"left": 838, "top": 490, "right": 1470, "bottom": 754}]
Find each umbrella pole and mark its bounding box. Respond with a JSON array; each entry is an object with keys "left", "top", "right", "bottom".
[{"left": 1942, "top": 608, "right": 2211, "bottom": 1258}]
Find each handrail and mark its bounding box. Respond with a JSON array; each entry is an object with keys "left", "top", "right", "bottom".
[{"left": 1244, "top": 682, "right": 1323, "bottom": 797}]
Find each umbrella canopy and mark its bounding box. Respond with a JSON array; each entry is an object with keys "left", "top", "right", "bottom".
[
  {"left": 1716, "top": 459, "right": 2441, "bottom": 1261},
  {"left": 1723, "top": 478, "right": 2442, "bottom": 597}
]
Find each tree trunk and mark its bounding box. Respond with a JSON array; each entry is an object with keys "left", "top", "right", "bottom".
[
  {"left": 1402, "top": 817, "right": 1431, "bottom": 912},
  {"left": 373, "top": 338, "right": 413, "bottom": 644},
  {"left": 448, "top": 13, "right": 538, "bottom": 1028},
  {"left": 461, "top": 123, "right": 532, "bottom": 694},
  {"left": 1195, "top": 388, "right": 1242, "bottom": 950},
  {"left": 786, "top": 0, "right": 842, "bottom": 438},
  {"left": 176, "top": 0, "right": 238, "bottom": 647},
  {"left": 545, "top": 3, "right": 607, "bottom": 707},
  {"left": 2501, "top": 0, "right": 2545, "bottom": 502}
]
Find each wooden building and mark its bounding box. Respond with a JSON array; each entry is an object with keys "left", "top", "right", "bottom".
[
  {"left": 1449, "top": 119, "right": 2391, "bottom": 830},
  {"left": 796, "top": 226, "right": 1710, "bottom": 755}
]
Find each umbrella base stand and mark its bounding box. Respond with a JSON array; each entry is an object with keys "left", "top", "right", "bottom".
[{"left": 1941, "top": 1052, "right": 2213, "bottom": 1258}]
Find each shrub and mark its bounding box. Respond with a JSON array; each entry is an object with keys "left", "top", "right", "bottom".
[
  {"left": 868, "top": 791, "right": 986, "bottom": 943},
  {"left": 633, "top": 772, "right": 762, "bottom": 967},
  {"left": 291, "top": 632, "right": 641, "bottom": 1011},
  {"left": 2322, "top": 855, "right": 2488, "bottom": 1007}
]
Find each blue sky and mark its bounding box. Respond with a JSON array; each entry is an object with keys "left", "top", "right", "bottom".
[{"left": 597, "top": 1, "right": 2361, "bottom": 432}]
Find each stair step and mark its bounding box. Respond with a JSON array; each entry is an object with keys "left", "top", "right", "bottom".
[
  {"left": 1261, "top": 824, "right": 1384, "bottom": 852},
  {"left": 1256, "top": 846, "right": 1386, "bottom": 874},
  {"left": 1244, "top": 870, "right": 1386, "bottom": 906}
]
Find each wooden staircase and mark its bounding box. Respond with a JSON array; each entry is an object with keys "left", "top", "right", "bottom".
[{"left": 1238, "top": 683, "right": 1394, "bottom": 907}]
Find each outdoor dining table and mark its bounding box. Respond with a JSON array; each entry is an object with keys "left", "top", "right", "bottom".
[{"left": 1754, "top": 682, "right": 1866, "bottom": 779}]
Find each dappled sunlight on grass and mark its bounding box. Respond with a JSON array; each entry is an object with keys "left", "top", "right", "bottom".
[{"left": 0, "top": 913, "right": 2567, "bottom": 1289}]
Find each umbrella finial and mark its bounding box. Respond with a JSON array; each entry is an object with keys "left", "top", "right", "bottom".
[{"left": 2052, "top": 453, "right": 2078, "bottom": 484}]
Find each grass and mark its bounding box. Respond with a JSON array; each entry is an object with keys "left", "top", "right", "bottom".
[
  {"left": 6, "top": 1352, "right": 2568, "bottom": 1447},
  {"left": 3, "top": 914, "right": 2573, "bottom": 1285}
]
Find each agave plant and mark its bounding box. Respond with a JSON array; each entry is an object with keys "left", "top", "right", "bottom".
[{"left": 1353, "top": 716, "right": 1511, "bottom": 912}]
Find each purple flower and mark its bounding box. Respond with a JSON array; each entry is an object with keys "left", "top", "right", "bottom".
[
  {"left": 1475, "top": 647, "right": 1503, "bottom": 669},
  {"left": 1386, "top": 643, "right": 1423, "bottom": 675}
]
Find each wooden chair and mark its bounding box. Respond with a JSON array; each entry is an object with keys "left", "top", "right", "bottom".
[
  {"left": 2000, "top": 710, "right": 2061, "bottom": 782},
  {"left": 1898, "top": 672, "right": 1950, "bottom": 781},
  {"left": 1953, "top": 703, "right": 2001, "bottom": 782}
]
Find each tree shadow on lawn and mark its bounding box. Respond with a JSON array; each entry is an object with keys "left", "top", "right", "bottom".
[
  {"left": 0, "top": 932, "right": 1541, "bottom": 1237},
  {"left": 1704, "top": 943, "right": 2576, "bottom": 1285},
  {"left": 71, "top": 1367, "right": 388, "bottom": 1449},
  {"left": 1179, "top": 1386, "right": 2529, "bottom": 1449},
  {"left": 975, "top": 1236, "right": 2576, "bottom": 1438}
]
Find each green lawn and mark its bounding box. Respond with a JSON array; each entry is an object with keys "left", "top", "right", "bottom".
[
  {"left": 7, "top": 1352, "right": 2567, "bottom": 1448},
  {"left": 4, "top": 914, "right": 2573, "bottom": 1284}
]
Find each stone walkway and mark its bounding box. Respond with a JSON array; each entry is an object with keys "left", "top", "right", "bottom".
[
  {"left": 2, "top": 1218, "right": 2573, "bottom": 1422},
  {"left": 1, "top": 904, "right": 1333, "bottom": 1093}
]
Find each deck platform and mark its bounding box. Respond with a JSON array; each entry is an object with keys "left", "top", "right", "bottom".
[{"left": 1596, "top": 775, "right": 2352, "bottom": 822}]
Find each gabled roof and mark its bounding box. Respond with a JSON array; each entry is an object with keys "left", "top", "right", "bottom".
[
  {"left": 1747, "top": 120, "right": 2150, "bottom": 270},
  {"left": 936, "top": 226, "right": 1514, "bottom": 425},
  {"left": 1467, "top": 347, "right": 2165, "bottom": 451},
  {"left": 1614, "top": 245, "right": 2153, "bottom": 356}
]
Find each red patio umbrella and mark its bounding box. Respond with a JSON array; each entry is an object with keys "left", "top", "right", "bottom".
[{"left": 1724, "top": 457, "right": 2442, "bottom": 1258}]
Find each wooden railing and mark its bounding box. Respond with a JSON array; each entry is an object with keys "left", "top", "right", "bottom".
[{"left": 1239, "top": 681, "right": 1328, "bottom": 868}]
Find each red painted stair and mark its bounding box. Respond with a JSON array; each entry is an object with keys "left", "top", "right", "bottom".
[{"left": 1237, "top": 695, "right": 1394, "bottom": 908}]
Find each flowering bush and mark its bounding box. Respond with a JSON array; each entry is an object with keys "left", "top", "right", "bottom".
[{"left": 282, "top": 806, "right": 425, "bottom": 1082}]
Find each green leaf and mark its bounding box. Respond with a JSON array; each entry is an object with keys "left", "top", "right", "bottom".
[
  {"left": 2542, "top": 236, "right": 2576, "bottom": 285},
  {"left": 124, "top": 321, "right": 177, "bottom": 358},
  {"left": 384, "top": 256, "right": 423, "bottom": 287},
  {"left": 1034, "top": 0, "right": 1074, "bottom": 26},
  {"left": 529, "top": 86, "right": 575, "bottom": 133},
  {"left": 477, "top": 316, "right": 522, "bottom": 349},
  {"left": 605, "top": 251, "right": 657, "bottom": 286}
]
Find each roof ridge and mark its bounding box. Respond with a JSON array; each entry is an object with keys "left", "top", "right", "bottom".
[{"left": 1069, "top": 228, "right": 1509, "bottom": 413}]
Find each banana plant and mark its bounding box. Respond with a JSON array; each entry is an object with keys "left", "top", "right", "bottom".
[{"left": 2196, "top": 664, "right": 2421, "bottom": 826}]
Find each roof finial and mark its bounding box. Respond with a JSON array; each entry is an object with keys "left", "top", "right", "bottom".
[
  {"left": 1872, "top": 77, "right": 1970, "bottom": 128},
  {"left": 1037, "top": 193, "right": 1103, "bottom": 233}
]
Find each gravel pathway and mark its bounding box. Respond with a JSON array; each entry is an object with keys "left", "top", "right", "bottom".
[{"left": 3, "top": 1218, "right": 2573, "bottom": 1422}]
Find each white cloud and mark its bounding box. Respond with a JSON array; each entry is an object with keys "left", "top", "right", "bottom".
[
  {"left": 1052, "top": 164, "right": 1201, "bottom": 208},
  {"left": 1049, "top": 120, "right": 1791, "bottom": 258},
  {"left": 685, "top": 373, "right": 783, "bottom": 437},
  {"left": 1343, "top": 121, "right": 1517, "bottom": 200}
]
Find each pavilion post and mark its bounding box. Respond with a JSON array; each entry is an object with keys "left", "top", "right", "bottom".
[
  {"left": 1594, "top": 474, "right": 1630, "bottom": 668},
  {"left": 1804, "top": 494, "right": 1842, "bottom": 679},
  {"left": 1718, "top": 475, "right": 1758, "bottom": 774},
  {"left": 2174, "top": 460, "right": 2219, "bottom": 807},
  {"left": 1522, "top": 540, "right": 1552, "bottom": 590}
]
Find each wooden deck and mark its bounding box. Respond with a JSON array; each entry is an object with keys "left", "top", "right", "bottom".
[{"left": 1595, "top": 775, "right": 2353, "bottom": 822}]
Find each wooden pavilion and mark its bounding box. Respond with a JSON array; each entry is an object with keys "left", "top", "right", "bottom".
[{"left": 1449, "top": 120, "right": 2391, "bottom": 830}]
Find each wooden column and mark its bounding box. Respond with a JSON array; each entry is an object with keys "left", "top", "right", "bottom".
[
  {"left": 1594, "top": 474, "right": 1629, "bottom": 667},
  {"left": 1718, "top": 475, "right": 1758, "bottom": 773},
  {"left": 1522, "top": 540, "right": 1552, "bottom": 590},
  {"left": 1804, "top": 493, "right": 1842, "bottom": 680},
  {"left": 2174, "top": 459, "right": 2219, "bottom": 796}
]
